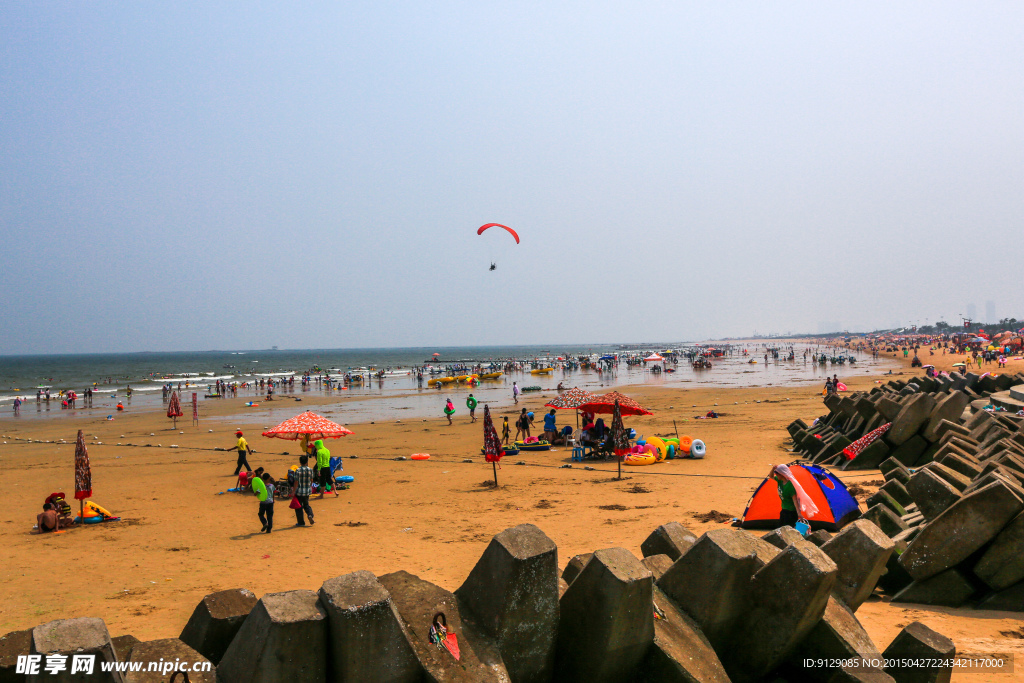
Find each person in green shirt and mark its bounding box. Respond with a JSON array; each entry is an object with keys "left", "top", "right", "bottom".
[
  {"left": 466, "top": 394, "right": 478, "bottom": 423},
  {"left": 252, "top": 473, "right": 274, "bottom": 533},
  {"left": 770, "top": 465, "right": 799, "bottom": 528},
  {"left": 313, "top": 439, "right": 336, "bottom": 499}
]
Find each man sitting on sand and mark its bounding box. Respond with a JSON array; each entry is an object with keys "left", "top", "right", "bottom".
[{"left": 36, "top": 503, "right": 64, "bottom": 533}]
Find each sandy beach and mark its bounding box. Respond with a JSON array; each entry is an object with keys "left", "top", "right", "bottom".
[{"left": 2, "top": 347, "right": 1024, "bottom": 680}]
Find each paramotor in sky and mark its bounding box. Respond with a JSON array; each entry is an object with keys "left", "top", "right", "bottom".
[{"left": 476, "top": 223, "right": 519, "bottom": 244}]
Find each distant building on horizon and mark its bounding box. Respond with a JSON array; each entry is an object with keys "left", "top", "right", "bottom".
[{"left": 985, "top": 300, "right": 995, "bottom": 324}]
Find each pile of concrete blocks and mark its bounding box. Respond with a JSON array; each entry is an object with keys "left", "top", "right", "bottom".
[
  {"left": 786, "top": 373, "right": 1024, "bottom": 612},
  {"left": 786, "top": 372, "right": 1024, "bottom": 473},
  {"left": 1, "top": 521, "right": 960, "bottom": 683}
]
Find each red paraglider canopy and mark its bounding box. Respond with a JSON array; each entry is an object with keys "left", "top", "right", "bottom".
[{"left": 477, "top": 223, "right": 520, "bottom": 244}]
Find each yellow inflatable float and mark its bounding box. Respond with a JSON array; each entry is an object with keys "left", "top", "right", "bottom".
[
  {"left": 530, "top": 368, "right": 553, "bottom": 375},
  {"left": 479, "top": 372, "right": 503, "bottom": 380}
]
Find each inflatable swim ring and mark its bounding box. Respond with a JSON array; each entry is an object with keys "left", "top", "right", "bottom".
[
  {"left": 624, "top": 453, "right": 656, "bottom": 466},
  {"left": 411, "top": 454, "right": 430, "bottom": 461},
  {"left": 666, "top": 444, "right": 675, "bottom": 459},
  {"left": 647, "top": 436, "right": 668, "bottom": 462},
  {"left": 514, "top": 440, "right": 551, "bottom": 451},
  {"left": 336, "top": 475, "right": 355, "bottom": 483},
  {"left": 690, "top": 439, "right": 706, "bottom": 459},
  {"left": 678, "top": 435, "right": 693, "bottom": 454}
]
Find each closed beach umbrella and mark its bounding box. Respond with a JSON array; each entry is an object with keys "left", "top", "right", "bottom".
[
  {"left": 262, "top": 411, "right": 354, "bottom": 452},
  {"left": 610, "top": 399, "right": 630, "bottom": 480},
  {"left": 167, "top": 391, "right": 183, "bottom": 428},
  {"left": 74, "top": 429, "right": 92, "bottom": 519},
  {"left": 482, "top": 405, "right": 504, "bottom": 486},
  {"left": 578, "top": 391, "right": 653, "bottom": 417}
]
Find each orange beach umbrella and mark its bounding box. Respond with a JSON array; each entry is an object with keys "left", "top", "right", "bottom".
[{"left": 261, "top": 410, "right": 354, "bottom": 442}]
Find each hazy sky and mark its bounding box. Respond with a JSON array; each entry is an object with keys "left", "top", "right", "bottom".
[{"left": 2, "top": 2, "right": 1022, "bottom": 354}]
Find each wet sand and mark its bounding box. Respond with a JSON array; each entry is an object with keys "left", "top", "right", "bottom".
[{"left": 1, "top": 351, "right": 1023, "bottom": 681}]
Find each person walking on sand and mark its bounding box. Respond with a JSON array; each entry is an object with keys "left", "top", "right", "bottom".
[
  {"left": 290, "top": 455, "right": 315, "bottom": 526},
  {"left": 253, "top": 471, "right": 274, "bottom": 533},
  {"left": 501, "top": 416, "right": 510, "bottom": 445},
  {"left": 467, "top": 393, "right": 478, "bottom": 423},
  {"left": 233, "top": 430, "right": 253, "bottom": 475},
  {"left": 512, "top": 382, "right": 520, "bottom": 404},
  {"left": 444, "top": 398, "right": 455, "bottom": 425}
]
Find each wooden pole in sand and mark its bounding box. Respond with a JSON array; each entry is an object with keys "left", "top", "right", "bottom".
[
  {"left": 492, "top": 460, "right": 498, "bottom": 487},
  {"left": 673, "top": 420, "right": 680, "bottom": 441}
]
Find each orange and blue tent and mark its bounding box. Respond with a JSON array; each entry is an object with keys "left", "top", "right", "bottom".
[{"left": 740, "top": 462, "right": 860, "bottom": 531}]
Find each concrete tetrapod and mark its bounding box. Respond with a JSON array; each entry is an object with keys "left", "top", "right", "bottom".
[
  {"left": 724, "top": 543, "right": 838, "bottom": 683},
  {"left": 217, "top": 590, "right": 327, "bottom": 683},
  {"left": 786, "top": 596, "right": 883, "bottom": 682},
  {"left": 30, "top": 617, "right": 123, "bottom": 683},
  {"left": 455, "top": 523, "right": 559, "bottom": 683},
  {"left": 555, "top": 547, "right": 654, "bottom": 683},
  {"left": 0, "top": 629, "right": 32, "bottom": 681},
  {"left": 821, "top": 520, "right": 895, "bottom": 612},
  {"left": 637, "top": 586, "right": 730, "bottom": 683},
  {"left": 380, "top": 570, "right": 509, "bottom": 682},
  {"left": 657, "top": 529, "right": 779, "bottom": 653},
  {"left": 904, "top": 470, "right": 961, "bottom": 522},
  {"left": 640, "top": 522, "right": 698, "bottom": 561},
  {"left": 891, "top": 568, "right": 976, "bottom": 608},
  {"left": 887, "top": 394, "right": 937, "bottom": 446},
  {"left": 125, "top": 639, "right": 214, "bottom": 683},
  {"left": 318, "top": 570, "right": 422, "bottom": 683},
  {"left": 178, "top": 588, "right": 257, "bottom": 665},
  {"left": 899, "top": 480, "right": 1024, "bottom": 582},
  {"left": 882, "top": 621, "right": 955, "bottom": 683},
  {"left": 972, "top": 511, "right": 1024, "bottom": 591}
]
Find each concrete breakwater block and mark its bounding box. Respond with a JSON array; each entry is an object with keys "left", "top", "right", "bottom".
[
  {"left": 217, "top": 590, "right": 327, "bottom": 683},
  {"left": 638, "top": 586, "right": 730, "bottom": 683},
  {"left": 318, "top": 570, "right": 422, "bottom": 683},
  {"left": 921, "top": 391, "right": 970, "bottom": 442},
  {"left": 178, "top": 588, "right": 257, "bottom": 665},
  {"left": 860, "top": 505, "right": 907, "bottom": 538},
  {"left": 30, "top": 617, "right": 123, "bottom": 683},
  {"left": 891, "top": 568, "right": 977, "bottom": 608},
  {"left": 977, "top": 580, "right": 1024, "bottom": 611},
  {"left": 379, "top": 570, "right": 509, "bottom": 682},
  {"left": 899, "top": 480, "right": 1024, "bottom": 582},
  {"left": 125, "top": 639, "right": 213, "bottom": 683},
  {"left": 973, "top": 511, "right": 1024, "bottom": 591},
  {"left": 887, "top": 394, "right": 937, "bottom": 446},
  {"left": 455, "top": 523, "right": 559, "bottom": 683},
  {"left": 762, "top": 525, "right": 806, "bottom": 550},
  {"left": 0, "top": 629, "right": 33, "bottom": 681},
  {"left": 110, "top": 635, "right": 139, "bottom": 662},
  {"left": 657, "top": 529, "right": 778, "bottom": 652},
  {"left": 785, "top": 596, "right": 882, "bottom": 682},
  {"left": 641, "top": 522, "right": 698, "bottom": 561},
  {"left": 821, "top": 520, "right": 895, "bottom": 612},
  {"left": 561, "top": 553, "right": 592, "bottom": 586},
  {"left": 905, "top": 469, "right": 961, "bottom": 522},
  {"left": 640, "top": 554, "right": 674, "bottom": 581},
  {"left": 724, "top": 543, "right": 838, "bottom": 682},
  {"left": 555, "top": 547, "right": 653, "bottom": 683},
  {"left": 882, "top": 621, "right": 955, "bottom": 683}
]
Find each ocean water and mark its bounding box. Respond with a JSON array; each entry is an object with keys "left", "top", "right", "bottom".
[{"left": 0, "top": 344, "right": 898, "bottom": 424}]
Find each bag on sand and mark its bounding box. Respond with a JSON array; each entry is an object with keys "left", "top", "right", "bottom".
[{"left": 289, "top": 496, "right": 302, "bottom": 510}]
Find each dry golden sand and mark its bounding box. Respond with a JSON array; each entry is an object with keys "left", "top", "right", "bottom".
[{"left": 1, "top": 356, "right": 1023, "bottom": 681}]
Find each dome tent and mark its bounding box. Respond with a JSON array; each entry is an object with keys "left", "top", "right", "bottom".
[{"left": 740, "top": 462, "right": 860, "bottom": 532}]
